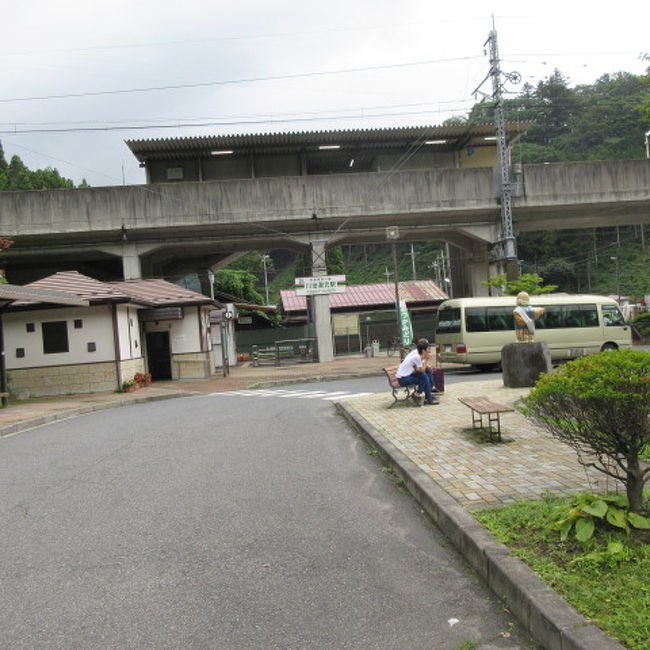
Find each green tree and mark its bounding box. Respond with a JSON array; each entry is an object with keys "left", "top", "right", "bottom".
[
  {"left": 482, "top": 273, "right": 557, "bottom": 295},
  {"left": 520, "top": 350, "right": 650, "bottom": 513},
  {"left": 326, "top": 246, "right": 346, "bottom": 275},
  {"left": 0, "top": 143, "right": 77, "bottom": 191},
  {"left": 213, "top": 269, "right": 265, "bottom": 305}
]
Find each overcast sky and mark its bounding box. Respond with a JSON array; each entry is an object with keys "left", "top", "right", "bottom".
[{"left": 1, "top": 0, "right": 648, "bottom": 187}]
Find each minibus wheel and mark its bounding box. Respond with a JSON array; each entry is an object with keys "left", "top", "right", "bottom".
[{"left": 600, "top": 343, "right": 618, "bottom": 352}]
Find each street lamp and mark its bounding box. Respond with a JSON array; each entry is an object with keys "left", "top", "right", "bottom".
[
  {"left": 261, "top": 254, "right": 271, "bottom": 305},
  {"left": 364, "top": 315, "right": 372, "bottom": 347},
  {"left": 386, "top": 226, "right": 404, "bottom": 358},
  {"left": 610, "top": 256, "right": 620, "bottom": 303}
]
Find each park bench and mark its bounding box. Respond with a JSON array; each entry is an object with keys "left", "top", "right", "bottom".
[
  {"left": 383, "top": 366, "right": 421, "bottom": 408},
  {"left": 457, "top": 395, "right": 514, "bottom": 442}
]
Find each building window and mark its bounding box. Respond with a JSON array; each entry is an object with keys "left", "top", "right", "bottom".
[
  {"left": 42, "top": 321, "right": 69, "bottom": 354},
  {"left": 166, "top": 167, "right": 184, "bottom": 180},
  {"left": 16, "top": 348, "right": 25, "bottom": 358},
  {"left": 26, "top": 323, "right": 35, "bottom": 333},
  {"left": 87, "top": 342, "right": 97, "bottom": 352},
  {"left": 74, "top": 319, "right": 83, "bottom": 329}
]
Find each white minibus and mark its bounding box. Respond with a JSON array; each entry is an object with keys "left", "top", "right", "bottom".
[{"left": 434, "top": 294, "right": 632, "bottom": 369}]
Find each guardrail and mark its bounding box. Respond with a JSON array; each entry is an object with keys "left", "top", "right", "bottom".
[{"left": 251, "top": 338, "right": 316, "bottom": 366}]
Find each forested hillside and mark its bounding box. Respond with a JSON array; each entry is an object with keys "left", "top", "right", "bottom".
[
  {"left": 0, "top": 144, "right": 83, "bottom": 191},
  {"left": 238, "top": 69, "right": 650, "bottom": 304}
]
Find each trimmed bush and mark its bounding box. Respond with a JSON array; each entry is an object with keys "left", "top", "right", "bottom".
[{"left": 520, "top": 349, "right": 650, "bottom": 513}]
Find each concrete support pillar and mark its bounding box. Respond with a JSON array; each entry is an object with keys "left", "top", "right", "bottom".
[
  {"left": 309, "top": 238, "right": 334, "bottom": 363},
  {"left": 122, "top": 243, "right": 142, "bottom": 280},
  {"left": 453, "top": 244, "right": 490, "bottom": 297},
  {"left": 197, "top": 268, "right": 214, "bottom": 299}
]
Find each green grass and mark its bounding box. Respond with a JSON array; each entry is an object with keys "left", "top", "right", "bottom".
[{"left": 473, "top": 494, "right": 650, "bottom": 649}]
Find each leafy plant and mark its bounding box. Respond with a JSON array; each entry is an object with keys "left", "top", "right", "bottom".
[
  {"left": 552, "top": 493, "right": 650, "bottom": 542},
  {"left": 569, "top": 541, "right": 631, "bottom": 567},
  {"left": 631, "top": 311, "right": 650, "bottom": 337},
  {"left": 481, "top": 272, "right": 557, "bottom": 296},
  {"left": 520, "top": 349, "right": 650, "bottom": 513},
  {"left": 474, "top": 493, "right": 650, "bottom": 649}
]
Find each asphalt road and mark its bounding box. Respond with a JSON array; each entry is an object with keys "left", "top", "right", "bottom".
[{"left": 1, "top": 373, "right": 536, "bottom": 650}]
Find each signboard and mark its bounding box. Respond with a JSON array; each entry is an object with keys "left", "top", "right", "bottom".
[
  {"left": 332, "top": 313, "right": 359, "bottom": 335},
  {"left": 399, "top": 300, "right": 413, "bottom": 346},
  {"left": 295, "top": 275, "right": 346, "bottom": 296}
]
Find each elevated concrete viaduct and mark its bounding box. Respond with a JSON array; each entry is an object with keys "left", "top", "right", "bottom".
[
  {"left": 1, "top": 158, "right": 648, "bottom": 285},
  {"left": 1, "top": 158, "right": 648, "bottom": 361}
]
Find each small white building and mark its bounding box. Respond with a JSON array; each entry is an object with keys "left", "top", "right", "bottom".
[{"left": 4, "top": 271, "right": 219, "bottom": 397}]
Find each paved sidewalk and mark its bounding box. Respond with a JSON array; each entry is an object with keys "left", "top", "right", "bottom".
[{"left": 338, "top": 380, "right": 615, "bottom": 509}]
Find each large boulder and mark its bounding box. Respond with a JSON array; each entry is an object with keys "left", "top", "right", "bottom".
[{"left": 501, "top": 342, "right": 552, "bottom": 387}]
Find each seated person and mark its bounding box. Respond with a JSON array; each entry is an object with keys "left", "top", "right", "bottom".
[{"left": 395, "top": 339, "right": 439, "bottom": 405}]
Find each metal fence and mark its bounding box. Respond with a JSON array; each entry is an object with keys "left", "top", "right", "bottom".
[{"left": 251, "top": 338, "right": 316, "bottom": 366}]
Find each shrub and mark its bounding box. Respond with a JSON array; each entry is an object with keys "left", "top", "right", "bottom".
[
  {"left": 520, "top": 349, "right": 650, "bottom": 513},
  {"left": 631, "top": 311, "right": 650, "bottom": 337}
]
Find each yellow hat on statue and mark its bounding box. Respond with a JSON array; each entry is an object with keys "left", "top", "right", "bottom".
[{"left": 516, "top": 291, "right": 530, "bottom": 306}]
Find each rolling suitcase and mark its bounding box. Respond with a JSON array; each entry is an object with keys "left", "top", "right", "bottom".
[{"left": 427, "top": 367, "right": 445, "bottom": 394}]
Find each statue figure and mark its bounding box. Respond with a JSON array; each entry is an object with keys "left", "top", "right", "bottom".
[{"left": 513, "top": 291, "right": 545, "bottom": 342}]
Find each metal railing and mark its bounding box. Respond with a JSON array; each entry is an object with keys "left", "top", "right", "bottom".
[{"left": 251, "top": 338, "right": 316, "bottom": 366}]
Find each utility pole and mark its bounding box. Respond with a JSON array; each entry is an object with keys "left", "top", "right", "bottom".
[
  {"left": 386, "top": 226, "right": 405, "bottom": 359},
  {"left": 261, "top": 254, "right": 271, "bottom": 305},
  {"left": 473, "top": 17, "right": 521, "bottom": 277},
  {"left": 407, "top": 243, "right": 417, "bottom": 280}
]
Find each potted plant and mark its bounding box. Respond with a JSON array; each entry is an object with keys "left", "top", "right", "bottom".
[
  {"left": 134, "top": 372, "right": 151, "bottom": 387},
  {"left": 122, "top": 379, "right": 137, "bottom": 392}
]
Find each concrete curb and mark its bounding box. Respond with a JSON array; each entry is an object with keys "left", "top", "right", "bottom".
[
  {"left": 0, "top": 392, "right": 192, "bottom": 438},
  {"left": 337, "top": 401, "right": 625, "bottom": 650}
]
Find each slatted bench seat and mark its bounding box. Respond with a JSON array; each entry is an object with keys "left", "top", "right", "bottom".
[
  {"left": 383, "top": 366, "right": 420, "bottom": 408},
  {"left": 457, "top": 396, "right": 514, "bottom": 442}
]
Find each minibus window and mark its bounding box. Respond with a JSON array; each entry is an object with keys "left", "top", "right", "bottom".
[
  {"left": 465, "top": 308, "right": 488, "bottom": 332},
  {"left": 486, "top": 306, "right": 514, "bottom": 331},
  {"left": 436, "top": 307, "right": 461, "bottom": 334},
  {"left": 602, "top": 305, "right": 626, "bottom": 326}
]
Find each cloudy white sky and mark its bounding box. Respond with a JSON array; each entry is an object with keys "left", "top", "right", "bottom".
[{"left": 1, "top": 1, "right": 648, "bottom": 187}]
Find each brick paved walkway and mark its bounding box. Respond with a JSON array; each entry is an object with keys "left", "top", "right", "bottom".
[{"left": 340, "top": 379, "right": 618, "bottom": 509}]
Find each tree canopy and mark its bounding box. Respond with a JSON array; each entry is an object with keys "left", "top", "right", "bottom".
[{"left": 0, "top": 143, "right": 84, "bottom": 191}]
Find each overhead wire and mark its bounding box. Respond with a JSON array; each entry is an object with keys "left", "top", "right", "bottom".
[{"left": 0, "top": 55, "right": 482, "bottom": 104}]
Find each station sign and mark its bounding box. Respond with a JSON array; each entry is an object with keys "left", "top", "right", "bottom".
[{"left": 295, "top": 275, "right": 347, "bottom": 296}]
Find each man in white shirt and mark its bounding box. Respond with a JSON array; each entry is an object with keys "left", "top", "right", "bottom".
[{"left": 395, "top": 339, "right": 439, "bottom": 405}]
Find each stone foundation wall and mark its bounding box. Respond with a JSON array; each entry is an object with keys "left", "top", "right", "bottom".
[
  {"left": 171, "top": 351, "right": 214, "bottom": 380},
  {"left": 120, "top": 358, "right": 146, "bottom": 383},
  {"left": 8, "top": 362, "right": 119, "bottom": 398}
]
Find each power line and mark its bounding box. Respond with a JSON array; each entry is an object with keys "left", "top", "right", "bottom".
[
  {"left": 0, "top": 55, "right": 482, "bottom": 104},
  {"left": 0, "top": 104, "right": 477, "bottom": 136},
  {"left": 0, "top": 98, "right": 475, "bottom": 129}
]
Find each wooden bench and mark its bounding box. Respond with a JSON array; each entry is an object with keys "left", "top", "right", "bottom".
[
  {"left": 457, "top": 396, "right": 514, "bottom": 442},
  {"left": 383, "top": 366, "right": 421, "bottom": 408}
]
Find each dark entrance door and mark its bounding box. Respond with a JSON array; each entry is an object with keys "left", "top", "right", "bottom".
[{"left": 146, "top": 331, "right": 172, "bottom": 380}]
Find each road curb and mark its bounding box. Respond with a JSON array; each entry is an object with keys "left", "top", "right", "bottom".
[
  {"left": 336, "top": 400, "right": 624, "bottom": 650},
  {"left": 0, "top": 392, "right": 192, "bottom": 438}
]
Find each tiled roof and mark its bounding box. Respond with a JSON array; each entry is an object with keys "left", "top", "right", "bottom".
[
  {"left": 0, "top": 284, "right": 89, "bottom": 307},
  {"left": 12, "top": 271, "right": 131, "bottom": 306},
  {"left": 280, "top": 280, "right": 448, "bottom": 312},
  {"left": 109, "top": 279, "right": 217, "bottom": 306},
  {"left": 9, "top": 272, "right": 218, "bottom": 308}
]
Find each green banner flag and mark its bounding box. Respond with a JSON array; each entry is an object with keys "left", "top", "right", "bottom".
[{"left": 399, "top": 300, "right": 412, "bottom": 347}]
